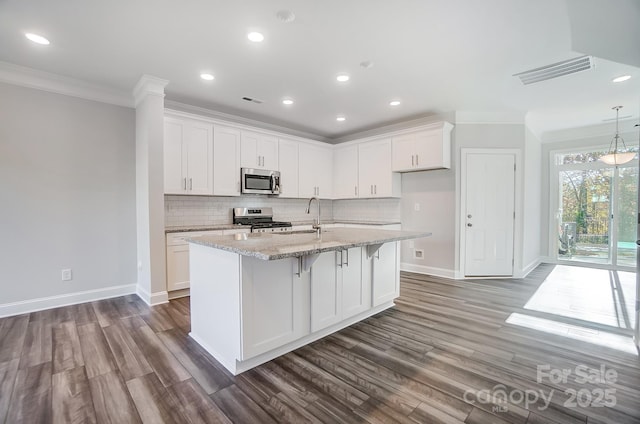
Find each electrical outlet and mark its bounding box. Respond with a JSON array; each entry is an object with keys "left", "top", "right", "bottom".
[
  {"left": 414, "top": 203, "right": 420, "bottom": 211},
  {"left": 414, "top": 249, "right": 424, "bottom": 260},
  {"left": 61, "top": 269, "right": 72, "bottom": 281}
]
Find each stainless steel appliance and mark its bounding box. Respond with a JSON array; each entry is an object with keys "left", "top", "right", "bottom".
[
  {"left": 233, "top": 207, "right": 292, "bottom": 233},
  {"left": 241, "top": 168, "right": 281, "bottom": 195}
]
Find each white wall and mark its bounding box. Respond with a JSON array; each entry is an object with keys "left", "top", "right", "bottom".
[
  {"left": 400, "top": 123, "right": 530, "bottom": 278},
  {"left": 0, "top": 82, "right": 137, "bottom": 311},
  {"left": 523, "top": 127, "right": 542, "bottom": 271}
]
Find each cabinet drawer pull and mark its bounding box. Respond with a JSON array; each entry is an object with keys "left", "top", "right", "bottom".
[
  {"left": 411, "top": 155, "right": 414, "bottom": 167},
  {"left": 189, "top": 178, "right": 193, "bottom": 190},
  {"left": 337, "top": 251, "right": 343, "bottom": 268},
  {"left": 354, "top": 186, "right": 357, "bottom": 196},
  {"left": 183, "top": 178, "right": 187, "bottom": 190},
  {"left": 416, "top": 154, "right": 419, "bottom": 166}
]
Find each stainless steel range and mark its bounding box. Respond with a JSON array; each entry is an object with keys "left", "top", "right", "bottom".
[{"left": 233, "top": 207, "right": 292, "bottom": 233}]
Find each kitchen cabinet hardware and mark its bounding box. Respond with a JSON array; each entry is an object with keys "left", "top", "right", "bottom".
[
  {"left": 411, "top": 155, "right": 415, "bottom": 167},
  {"left": 183, "top": 178, "right": 187, "bottom": 190},
  {"left": 416, "top": 154, "right": 419, "bottom": 165},
  {"left": 337, "top": 250, "right": 343, "bottom": 268},
  {"left": 354, "top": 186, "right": 357, "bottom": 196},
  {"left": 345, "top": 248, "right": 349, "bottom": 266},
  {"left": 467, "top": 223, "right": 473, "bottom": 227},
  {"left": 189, "top": 178, "right": 193, "bottom": 190},
  {"left": 467, "top": 214, "right": 472, "bottom": 218}
]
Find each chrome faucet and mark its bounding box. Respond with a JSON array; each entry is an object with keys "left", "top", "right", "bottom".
[{"left": 306, "top": 197, "right": 321, "bottom": 237}]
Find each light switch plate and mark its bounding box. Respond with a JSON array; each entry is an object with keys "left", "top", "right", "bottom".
[{"left": 61, "top": 269, "right": 72, "bottom": 281}]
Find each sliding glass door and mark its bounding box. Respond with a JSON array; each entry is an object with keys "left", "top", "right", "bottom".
[{"left": 555, "top": 150, "right": 638, "bottom": 269}]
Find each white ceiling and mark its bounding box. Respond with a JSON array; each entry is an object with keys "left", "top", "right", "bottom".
[{"left": 0, "top": 0, "right": 638, "bottom": 140}]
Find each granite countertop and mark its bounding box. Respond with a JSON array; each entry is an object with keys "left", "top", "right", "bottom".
[
  {"left": 165, "top": 220, "right": 402, "bottom": 233},
  {"left": 187, "top": 227, "right": 431, "bottom": 260},
  {"left": 165, "top": 224, "right": 246, "bottom": 233}
]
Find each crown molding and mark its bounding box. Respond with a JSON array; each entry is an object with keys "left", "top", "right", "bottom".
[
  {"left": 133, "top": 75, "right": 169, "bottom": 107},
  {"left": 0, "top": 61, "right": 134, "bottom": 107},
  {"left": 164, "top": 100, "right": 330, "bottom": 143}
]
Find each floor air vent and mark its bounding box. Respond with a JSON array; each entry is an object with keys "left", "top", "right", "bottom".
[{"left": 513, "top": 55, "right": 594, "bottom": 85}]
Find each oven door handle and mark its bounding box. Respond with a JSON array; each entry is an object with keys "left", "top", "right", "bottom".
[{"left": 270, "top": 174, "right": 279, "bottom": 193}]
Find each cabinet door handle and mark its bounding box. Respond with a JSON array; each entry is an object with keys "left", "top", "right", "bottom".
[
  {"left": 416, "top": 154, "right": 419, "bottom": 166},
  {"left": 354, "top": 186, "right": 357, "bottom": 196},
  {"left": 345, "top": 248, "right": 349, "bottom": 267},
  {"left": 370, "top": 185, "right": 373, "bottom": 195},
  {"left": 183, "top": 178, "right": 187, "bottom": 190},
  {"left": 189, "top": 178, "right": 193, "bottom": 190},
  {"left": 411, "top": 155, "right": 414, "bottom": 167},
  {"left": 374, "top": 185, "right": 377, "bottom": 194},
  {"left": 337, "top": 251, "right": 343, "bottom": 268}
]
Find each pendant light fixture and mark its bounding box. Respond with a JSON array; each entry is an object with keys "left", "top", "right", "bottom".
[{"left": 600, "top": 106, "right": 635, "bottom": 165}]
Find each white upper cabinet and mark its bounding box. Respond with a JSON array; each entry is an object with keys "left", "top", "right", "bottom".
[
  {"left": 278, "top": 138, "right": 299, "bottom": 198},
  {"left": 358, "top": 138, "right": 401, "bottom": 198},
  {"left": 213, "top": 125, "right": 241, "bottom": 196},
  {"left": 333, "top": 144, "right": 359, "bottom": 199},
  {"left": 299, "top": 142, "right": 333, "bottom": 199},
  {"left": 164, "top": 117, "right": 213, "bottom": 195},
  {"left": 241, "top": 130, "right": 279, "bottom": 170},
  {"left": 391, "top": 122, "right": 453, "bottom": 172}
]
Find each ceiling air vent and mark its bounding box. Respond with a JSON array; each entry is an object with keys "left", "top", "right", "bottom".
[
  {"left": 513, "top": 55, "right": 594, "bottom": 85},
  {"left": 242, "top": 96, "right": 264, "bottom": 104}
]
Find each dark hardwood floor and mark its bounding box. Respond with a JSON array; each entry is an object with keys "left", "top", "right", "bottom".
[{"left": 1, "top": 264, "right": 638, "bottom": 423}]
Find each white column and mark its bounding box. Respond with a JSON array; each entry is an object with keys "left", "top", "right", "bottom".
[{"left": 133, "top": 75, "right": 169, "bottom": 305}]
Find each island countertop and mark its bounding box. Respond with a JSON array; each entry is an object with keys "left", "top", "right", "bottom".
[{"left": 187, "top": 227, "right": 431, "bottom": 260}]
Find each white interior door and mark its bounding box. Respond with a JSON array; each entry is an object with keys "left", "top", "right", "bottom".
[{"left": 464, "top": 152, "right": 516, "bottom": 276}]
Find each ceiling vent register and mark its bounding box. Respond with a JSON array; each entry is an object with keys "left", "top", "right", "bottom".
[
  {"left": 242, "top": 96, "right": 264, "bottom": 104},
  {"left": 513, "top": 55, "right": 594, "bottom": 85}
]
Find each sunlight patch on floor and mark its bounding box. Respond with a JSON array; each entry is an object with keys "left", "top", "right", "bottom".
[
  {"left": 506, "top": 312, "right": 638, "bottom": 355},
  {"left": 523, "top": 265, "right": 636, "bottom": 330}
]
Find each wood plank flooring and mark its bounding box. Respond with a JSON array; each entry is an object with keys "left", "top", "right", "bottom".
[{"left": 0, "top": 264, "right": 638, "bottom": 423}]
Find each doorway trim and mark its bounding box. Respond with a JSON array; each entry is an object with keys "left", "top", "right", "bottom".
[{"left": 459, "top": 148, "right": 523, "bottom": 278}]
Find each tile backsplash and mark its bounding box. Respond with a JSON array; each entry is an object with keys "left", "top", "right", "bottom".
[
  {"left": 164, "top": 196, "right": 333, "bottom": 227},
  {"left": 165, "top": 195, "right": 402, "bottom": 227},
  {"left": 333, "top": 198, "right": 401, "bottom": 222}
]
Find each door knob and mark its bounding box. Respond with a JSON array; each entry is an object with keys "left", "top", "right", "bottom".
[
  {"left": 467, "top": 223, "right": 473, "bottom": 227},
  {"left": 467, "top": 214, "right": 472, "bottom": 218}
]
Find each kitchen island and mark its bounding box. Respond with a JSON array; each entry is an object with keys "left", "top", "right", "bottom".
[{"left": 187, "top": 227, "right": 430, "bottom": 375}]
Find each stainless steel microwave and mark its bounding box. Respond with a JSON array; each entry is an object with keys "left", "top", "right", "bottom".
[{"left": 241, "top": 168, "right": 281, "bottom": 195}]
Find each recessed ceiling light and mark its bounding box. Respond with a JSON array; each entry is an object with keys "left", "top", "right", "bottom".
[
  {"left": 25, "top": 33, "right": 50, "bottom": 45},
  {"left": 200, "top": 73, "right": 214, "bottom": 81},
  {"left": 336, "top": 74, "right": 350, "bottom": 83},
  {"left": 282, "top": 98, "right": 294, "bottom": 105},
  {"left": 612, "top": 75, "right": 631, "bottom": 83},
  {"left": 247, "top": 32, "right": 264, "bottom": 42},
  {"left": 336, "top": 116, "right": 346, "bottom": 122},
  {"left": 389, "top": 100, "right": 401, "bottom": 106}
]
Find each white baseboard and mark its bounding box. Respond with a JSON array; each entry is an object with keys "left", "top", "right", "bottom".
[
  {"left": 168, "top": 288, "right": 190, "bottom": 300},
  {"left": 518, "top": 258, "right": 542, "bottom": 278},
  {"left": 400, "top": 263, "right": 457, "bottom": 279},
  {"left": 136, "top": 284, "right": 169, "bottom": 306},
  {"left": 0, "top": 284, "right": 137, "bottom": 318}
]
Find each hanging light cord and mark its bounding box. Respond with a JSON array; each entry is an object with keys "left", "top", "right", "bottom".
[{"left": 607, "top": 105, "right": 629, "bottom": 154}]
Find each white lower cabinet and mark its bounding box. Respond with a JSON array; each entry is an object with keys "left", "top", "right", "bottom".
[
  {"left": 310, "top": 247, "right": 368, "bottom": 332},
  {"left": 371, "top": 242, "right": 399, "bottom": 306},
  {"left": 241, "top": 256, "right": 309, "bottom": 359}
]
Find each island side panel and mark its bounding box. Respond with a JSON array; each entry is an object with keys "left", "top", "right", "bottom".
[{"left": 188, "top": 243, "right": 241, "bottom": 373}]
